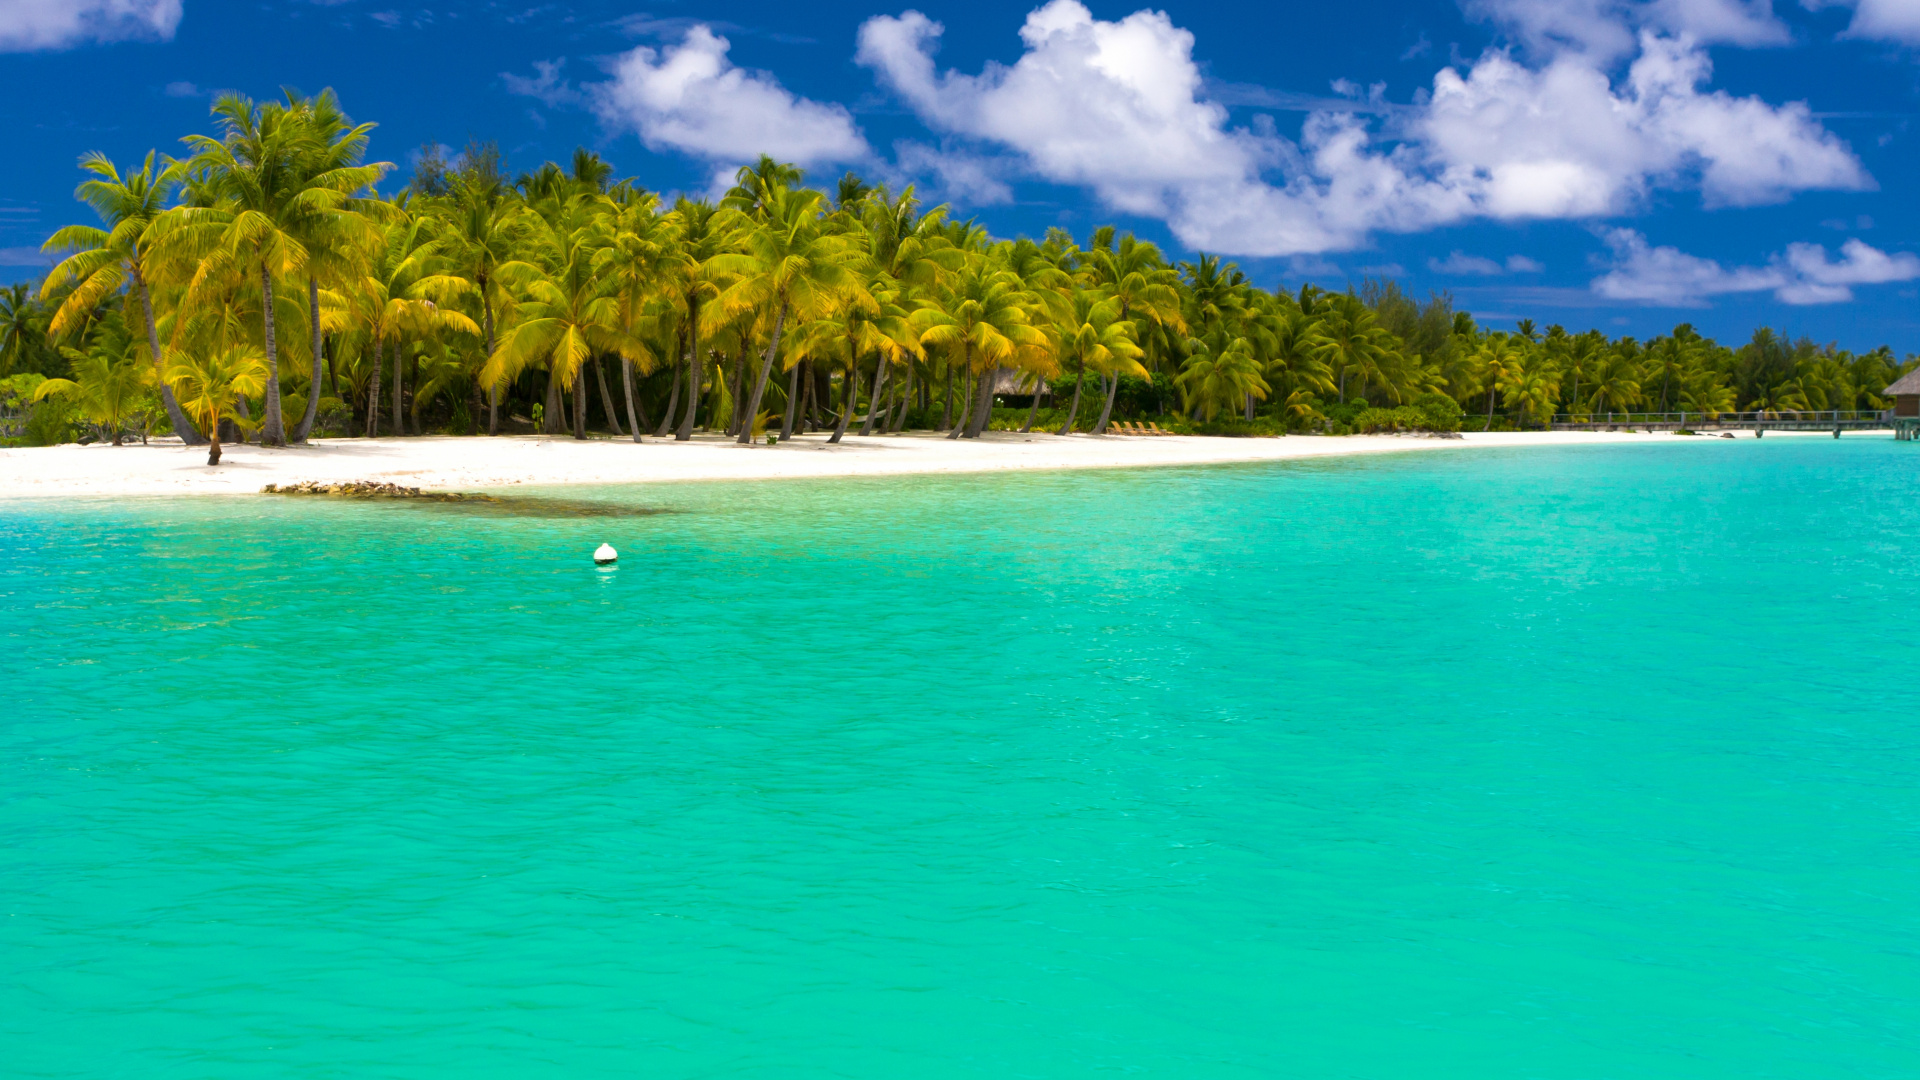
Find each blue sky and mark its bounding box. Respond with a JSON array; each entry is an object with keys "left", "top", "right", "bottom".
[{"left": 3, "top": 0, "right": 1917, "bottom": 351}]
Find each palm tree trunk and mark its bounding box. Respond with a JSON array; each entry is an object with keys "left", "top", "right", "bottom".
[
  {"left": 780, "top": 353, "right": 802, "bottom": 439},
  {"left": 1060, "top": 362, "right": 1086, "bottom": 435},
  {"left": 294, "top": 275, "right": 324, "bottom": 443},
  {"left": 207, "top": 414, "right": 222, "bottom": 465},
  {"left": 594, "top": 356, "right": 624, "bottom": 435},
  {"left": 738, "top": 303, "right": 787, "bottom": 445},
  {"left": 860, "top": 361, "right": 891, "bottom": 436},
  {"left": 1093, "top": 373, "right": 1120, "bottom": 434},
  {"left": 829, "top": 359, "right": 862, "bottom": 444},
  {"left": 1020, "top": 374, "right": 1043, "bottom": 433},
  {"left": 942, "top": 359, "right": 955, "bottom": 429},
  {"left": 574, "top": 370, "right": 587, "bottom": 439},
  {"left": 1244, "top": 390, "right": 1255, "bottom": 422},
  {"left": 133, "top": 271, "right": 204, "bottom": 445},
  {"left": 677, "top": 298, "right": 701, "bottom": 441},
  {"left": 966, "top": 365, "right": 995, "bottom": 438},
  {"left": 629, "top": 358, "right": 649, "bottom": 442},
  {"left": 948, "top": 358, "right": 974, "bottom": 440},
  {"left": 483, "top": 292, "right": 499, "bottom": 435},
  {"left": 725, "top": 353, "right": 745, "bottom": 435},
  {"left": 654, "top": 360, "right": 679, "bottom": 438},
  {"left": 391, "top": 339, "right": 405, "bottom": 436},
  {"left": 543, "top": 370, "right": 563, "bottom": 435},
  {"left": 798, "top": 359, "right": 815, "bottom": 433},
  {"left": 891, "top": 360, "right": 914, "bottom": 433},
  {"left": 366, "top": 337, "right": 383, "bottom": 438},
  {"left": 258, "top": 262, "right": 285, "bottom": 446}
]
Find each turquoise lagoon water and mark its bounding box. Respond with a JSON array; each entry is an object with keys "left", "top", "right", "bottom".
[{"left": 3, "top": 438, "right": 1917, "bottom": 1078}]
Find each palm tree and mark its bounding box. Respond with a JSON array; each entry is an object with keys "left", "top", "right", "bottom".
[
  {"left": 595, "top": 192, "right": 677, "bottom": 441},
  {"left": 0, "top": 284, "right": 51, "bottom": 378},
  {"left": 30, "top": 315, "right": 154, "bottom": 444},
  {"left": 163, "top": 92, "right": 387, "bottom": 445},
  {"left": 1312, "top": 294, "right": 1397, "bottom": 404},
  {"left": 1054, "top": 288, "right": 1141, "bottom": 435},
  {"left": 651, "top": 198, "right": 742, "bottom": 441},
  {"left": 282, "top": 89, "right": 389, "bottom": 444},
  {"left": 167, "top": 345, "right": 269, "bottom": 465},
  {"left": 485, "top": 200, "right": 644, "bottom": 439},
  {"left": 1473, "top": 333, "right": 1528, "bottom": 430},
  {"left": 342, "top": 209, "right": 478, "bottom": 436},
  {"left": 1078, "top": 229, "right": 1183, "bottom": 433},
  {"left": 915, "top": 260, "right": 1051, "bottom": 439},
  {"left": 1177, "top": 330, "right": 1267, "bottom": 421},
  {"left": 39, "top": 151, "right": 204, "bottom": 443},
  {"left": 707, "top": 186, "right": 859, "bottom": 445}
]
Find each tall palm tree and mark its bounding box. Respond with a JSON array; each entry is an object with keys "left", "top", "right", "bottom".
[
  {"left": 596, "top": 192, "right": 677, "bottom": 441},
  {"left": 283, "top": 89, "right": 389, "bottom": 443},
  {"left": 708, "top": 186, "right": 859, "bottom": 445},
  {"left": 163, "top": 92, "right": 387, "bottom": 445},
  {"left": 1054, "top": 288, "right": 1141, "bottom": 435},
  {"left": 1177, "top": 330, "right": 1267, "bottom": 421},
  {"left": 651, "top": 198, "right": 743, "bottom": 441},
  {"left": 39, "top": 151, "right": 204, "bottom": 443},
  {"left": 1078, "top": 229, "right": 1183, "bottom": 433},
  {"left": 485, "top": 200, "right": 644, "bottom": 439},
  {"left": 1312, "top": 294, "right": 1397, "bottom": 404},
  {"left": 915, "top": 260, "right": 1051, "bottom": 439},
  {"left": 1473, "top": 333, "right": 1528, "bottom": 430}
]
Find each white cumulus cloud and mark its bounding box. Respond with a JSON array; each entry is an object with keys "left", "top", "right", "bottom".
[
  {"left": 1808, "top": 0, "right": 1920, "bottom": 43},
  {"left": 508, "top": 25, "right": 869, "bottom": 169},
  {"left": 1421, "top": 33, "right": 1869, "bottom": 216},
  {"left": 1591, "top": 229, "right": 1920, "bottom": 304},
  {"left": 1463, "top": 0, "right": 1788, "bottom": 61},
  {"left": 855, "top": 2, "right": 1867, "bottom": 257},
  {"left": 0, "top": 0, "right": 180, "bottom": 52}
]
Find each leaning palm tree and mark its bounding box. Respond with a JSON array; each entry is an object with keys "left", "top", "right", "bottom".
[
  {"left": 167, "top": 344, "right": 269, "bottom": 465},
  {"left": 707, "top": 186, "right": 860, "bottom": 444},
  {"left": 39, "top": 151, "right": 203, "bottom": 443}
]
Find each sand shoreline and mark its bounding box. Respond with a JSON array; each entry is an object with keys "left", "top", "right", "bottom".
[{"left": 0, "top": 428, "right": 1820, "bottom": 499}]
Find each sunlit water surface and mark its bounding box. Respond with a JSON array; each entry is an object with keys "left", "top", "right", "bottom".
[{"left": 3, "top": 438, "right": 1917, "bottom": 1078}]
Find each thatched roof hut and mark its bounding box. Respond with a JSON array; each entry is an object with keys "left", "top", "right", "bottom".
[{"left": 1885, "top": 369, "right": 1920, "bottom": 416}]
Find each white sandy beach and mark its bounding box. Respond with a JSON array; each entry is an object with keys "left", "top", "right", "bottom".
[{"left": 0, "top": 427, "right": 1815, "bottom": 499}]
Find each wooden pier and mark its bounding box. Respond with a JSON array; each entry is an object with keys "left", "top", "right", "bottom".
[{"left": 1547, "top": 410, "right": 1892, "bottom": 438}]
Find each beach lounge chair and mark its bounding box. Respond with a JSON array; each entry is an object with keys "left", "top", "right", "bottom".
[{"left": 1148, "top": 423, "right": 1170, "bottom": 435}]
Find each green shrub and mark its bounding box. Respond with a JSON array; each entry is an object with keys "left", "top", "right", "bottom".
[
  {"left": 24, "top": 399, "right": 75, "bottom": 446},
  {"left": 1412, "top": 392, "right": 1464, "bottom": 432}
]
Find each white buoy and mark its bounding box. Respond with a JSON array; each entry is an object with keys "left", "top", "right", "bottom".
[{"left": 594, "top": 543, "right": 618, "bottom": 565}]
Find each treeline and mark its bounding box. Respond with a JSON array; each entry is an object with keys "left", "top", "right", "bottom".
[{"left": 2, "top": 87, "right": 1914, "bottom": 456}]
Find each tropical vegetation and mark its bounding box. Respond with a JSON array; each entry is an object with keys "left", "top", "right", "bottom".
[{"left": 5, "top": 91, "right": 1917, "bottom": 453}]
